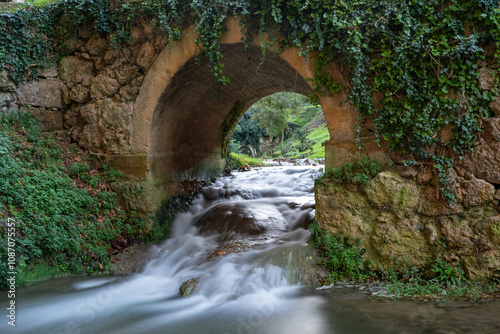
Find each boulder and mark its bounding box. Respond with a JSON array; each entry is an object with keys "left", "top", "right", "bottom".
[
  {"left": 179, "top": 278, "right": 199, "bottom": 297},
  {"left": 109, "top": 244, "right": 151, "bottom": 275},
  {"left": 16, "top": 79, "right": 62, "bottom": 108},
  {"left": 90, "top": 75, "right": 120, "bottom": 99},
  {"left": 59, "top": 56, "right": 95, "bottom": 86}
]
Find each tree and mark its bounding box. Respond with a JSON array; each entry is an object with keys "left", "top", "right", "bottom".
[
  {"left": 231, "top": 110, "right": 266, "bottom": 154},
  {"left": 249, "top": 92, "right": 308, "bottom": 156}
]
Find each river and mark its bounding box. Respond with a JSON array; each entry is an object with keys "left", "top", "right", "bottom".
[{"left": 1, "top": 166, "right": 499, "bottom": 333}]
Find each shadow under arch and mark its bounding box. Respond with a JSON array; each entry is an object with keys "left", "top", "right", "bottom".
[{"left": 149, "top": 43, "right": 314, "bottom": 182}]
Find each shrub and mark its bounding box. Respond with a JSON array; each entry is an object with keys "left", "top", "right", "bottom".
[{"left": 309, "top": 222, "right": 367, "bottom": 283}]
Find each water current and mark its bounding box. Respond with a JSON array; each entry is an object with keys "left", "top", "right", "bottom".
[{"left": 1, "top": 166, "right": 499, "bottom": 334}]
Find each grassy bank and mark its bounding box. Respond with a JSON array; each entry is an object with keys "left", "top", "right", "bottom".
[{"left": 0, "top": 110, "right": 147, "bottom": 288}]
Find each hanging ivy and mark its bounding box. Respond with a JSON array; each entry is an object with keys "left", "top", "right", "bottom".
[{"left": 1, "top": 0, "right": 500, "bottom": 200}]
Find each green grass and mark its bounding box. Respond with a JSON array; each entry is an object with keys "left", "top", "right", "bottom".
[
  {"left": 228, "top": 152, "right": 268, "bottom": 167},
  {"left": 306, "top": 125, "right": 329, "bottom": 158},
  {"left": 27, "top": 0, "right": 59, "bottom": 6},
  {"left": 289, "top": 105, "right": 322, "bottom": 127},
  {"left": 272, "top": 124, "right": 330, "bottom": 159}
]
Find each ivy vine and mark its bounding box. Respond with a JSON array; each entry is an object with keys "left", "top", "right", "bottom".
[{"left": 1, "top": 0, "right": 500, "bottom": 200}]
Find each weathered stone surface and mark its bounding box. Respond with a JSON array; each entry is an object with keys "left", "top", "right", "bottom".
[
  {"left": 439, "top": 218, "right": 474, "bottom": 249},
  {"left": 111, "top": 180, "right": 162, "bottom": 217},
  {"left": 98, "top": 99, "right": 133, "bottom": 153},
  {"left": 69, "top": 85, "right": 90, "bottom": 103},
  {"left": 118, "top": 83, "right": 140, "bottom": 101},
  {"left": 79, "top": 123, "right": 101, "bottom": 150},
  {"left": 61, "top": 85, "right": 71, "bottom": 105},
  {"left": 315, "top": 167, "right": 500, "bottom": 278},
  {"left": 130, "top": 26, "right": 146, "bottom": 44},
  {"left": 85, "top": 34, "right": 109, "bottom": 56},
  {"left": 90, "top": 75, "right": 120, "bottom": 99},
  {"left": 464, "top": 251, "right": 500, "bottom": 280},
  {"left": 0, "top": 70, "right": 16, "bottom": 91},
  {"left": 457, "top": 175, "right": 495, "bottom": 208},
  {"left": 31, "top": 108, "right": 64, "bottom": 131},
  {"left": 115, "top": 64, "right": 140, "bottom": 85},
  {"left": 99, "top": 98, "right": 132, "bottom": 129},
  {"left": 104, "top": 154, "right": 148, "bottom": 180},
  {"left": 482, "top": 116, "right": 500, "bottom": 141},
  {"left": 78, "top": 103, "right": 98, "bottom": 124},
  {"left": 488, "top": 96, "right": 500, "bottom": 116},
  {"left": 478, "top": 67, "right": 495, "bottom": 90},
  {"left": 104, "top": 49, "right": 118, "bottom": 65},
  {"left": 38, "top": 64, "right": 58, "bottom": 78},
  {"left": 364, "top": 171, "right": 419, "bottom": 218},
  {"left": 136, "top": 41, "right": 156, "bottom": 71},
  {"left": 63, "top": 37, "right": 86, "bottom": 54},
  {"left": 59, "top": 56, "right": 95, "bottom": 86},
  {"left": 461, "top": 117, "right": 500, "bottom": 184},
  {"left": 109, "top": 244, "right": 151, "bottom": 275},
  {"left": 418, "top": 186, "right": 463, "bottom": 216},
  {"left": 16, "top": 79, "right": 62, "bottom": 108},
  {"left": 0, "top": 92, "right": 17, "bottom": 108}
]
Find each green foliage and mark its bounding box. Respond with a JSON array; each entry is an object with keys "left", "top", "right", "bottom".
[
  {"left": 101, "top": 163, "right": 126, "bottom": 182},
  {"left": 249, "top": 92, "right": 306, "bottom": 156},
  {"left": 0, "top": 110, "right": 146, "bottom": 288},
  {"left": 379, "top": 258, "right": 499, "bottom": 301},
  {"left": 231, "top": 110, "right": 266, "bottom": 153},
  {"left": 431, "top": 258, "right": 465, "bottom": 285},
  {"left": 321, "top": 156, "right": 384, "bottom": 185},
  {"left": 309, "top": 221, "right": 367, "bottom": 283}
]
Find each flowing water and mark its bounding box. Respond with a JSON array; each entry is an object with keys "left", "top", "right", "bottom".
[{"left": 1, "top": 166, "right": 499, "bottom": 334}]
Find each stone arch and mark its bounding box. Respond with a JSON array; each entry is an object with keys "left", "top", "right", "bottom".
[{"left": 128, "top": 17, "right": 361, "bottom": 186}]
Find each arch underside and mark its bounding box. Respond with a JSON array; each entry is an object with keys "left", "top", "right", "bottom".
[{"left": 150, "top": 44, "right": 312, "bottom": 182}]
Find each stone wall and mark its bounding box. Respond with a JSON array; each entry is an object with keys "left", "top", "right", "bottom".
[
  {"left": 315, "top": 116, "right": 500, "bottom": 279},
  {"left": 315, "top": 44, "right": 500, "bottom": 280},
  {"left": 0, "top": 66, "right": 65, "bottom": 132}
]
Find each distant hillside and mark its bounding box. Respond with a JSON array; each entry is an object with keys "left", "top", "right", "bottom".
[{"left": 231, "top": 94, "right": 330, "bottom": 159}]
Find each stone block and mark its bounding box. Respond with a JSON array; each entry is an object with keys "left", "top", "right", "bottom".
[{"left": 16, "top": 79, "right": 62, "bottom": 108}]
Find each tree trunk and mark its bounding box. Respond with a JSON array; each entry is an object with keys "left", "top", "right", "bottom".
[{"left": 280, "top": 128, "right": 284, "bottom": 157}]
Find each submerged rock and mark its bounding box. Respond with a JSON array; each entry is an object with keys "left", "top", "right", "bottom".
[
  {"left": 179, "top": 277, "right": 199, "bottom": 297},
  {"left": 194, "top": 201, "right": 287, "bottom": 242},
  {"left": 109, "top": 244, "right": 151, "bottom": 275}
]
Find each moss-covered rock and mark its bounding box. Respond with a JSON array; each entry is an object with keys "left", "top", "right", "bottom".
[{"left": 315, "top": 168, "right": 500, "bottom": 279}]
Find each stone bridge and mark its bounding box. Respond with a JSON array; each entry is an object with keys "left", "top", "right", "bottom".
[
  {"left": 1, "top": 13, "right": 500, "bottom": 278},
  {"left": 1, "top": 17, "right": 384, "bottom": 214}
]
